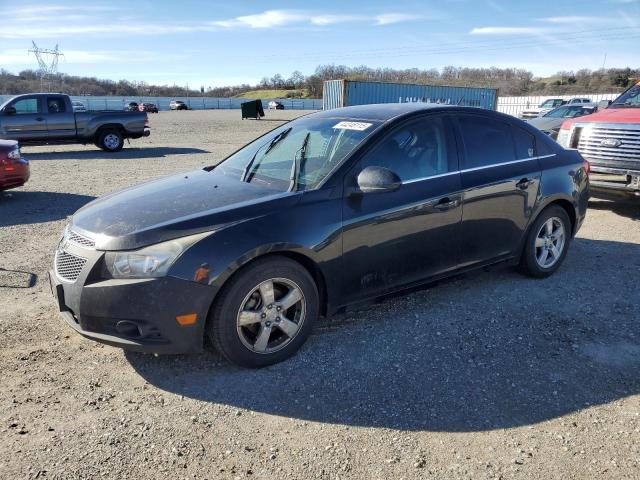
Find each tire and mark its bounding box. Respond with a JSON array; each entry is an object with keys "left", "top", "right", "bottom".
[
  {"left": 207, "top": 256, "right": 319, "bottom": 368},
  {"left": 519, "top": 205, "right": 572, "bottom": 278},
  {"left": 97, "top": 129, "right": 124, "bottom": 152}
]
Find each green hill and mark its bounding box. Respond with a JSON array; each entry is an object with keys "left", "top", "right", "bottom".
[{"left": 234, "top": 89, "right": 310, "bottom": 99}]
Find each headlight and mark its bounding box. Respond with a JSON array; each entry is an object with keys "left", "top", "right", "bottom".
[
  {"left": 7, "top": 147, "right": 21, "bottom": 160},
  {"left": 104, "top": 232, "right": 209, "bottom": 279},
  {"left": 556, "top": 129, "right": 570, "bottom": 147}
]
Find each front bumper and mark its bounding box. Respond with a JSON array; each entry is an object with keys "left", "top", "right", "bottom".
[
  {"left": 49, "top": 245, "right": 215, "bottom": 354},
  {"left": 589, "top": 166, "right": 640, "bottom": 199}
]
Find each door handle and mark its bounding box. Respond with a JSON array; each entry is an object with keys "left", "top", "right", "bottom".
[
  {"left": 516, "top": 178, "right": 531, "bottom": 190},
  {"left": 434, "top": 197, "right": 459, "bottom": 210},
  {"left": 35, "top": 117, "right": 45, "bottom": 122}
]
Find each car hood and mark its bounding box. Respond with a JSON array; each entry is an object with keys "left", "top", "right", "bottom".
[
  {"left": 527, "top": 117, "right": 563, "bottom": 131},
  {"left": 71, "top": 168, "right": 299, "bottom": 250},
  {"left": 560, "top": 107, "right": 640, "bottom": 129}
]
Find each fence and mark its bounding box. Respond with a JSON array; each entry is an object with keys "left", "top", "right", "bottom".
[
  {"left": 0, "top": 92, "right": 623, "bottom": 116},
  {"left": 0, "top": 95, "right": 323, "bottom": 111},
  {"left": 496, "top": 93, "right": 620, "bottom": 117}
]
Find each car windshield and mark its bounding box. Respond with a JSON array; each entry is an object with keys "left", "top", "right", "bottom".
[
  {"left": 610, "top": 82, "right": 640, "bottom": 108},
  {"left": 218, "top": 116, "right": 381, "bottom": 191},
  {"left": 540, "top": 99, "right": 561, "bottom": 108}
]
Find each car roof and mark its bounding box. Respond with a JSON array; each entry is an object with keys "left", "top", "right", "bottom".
[{"left": 311, "top": 103, "right": 466, "bottom": 122}]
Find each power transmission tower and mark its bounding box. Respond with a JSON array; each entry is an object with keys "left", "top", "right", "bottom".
[{"left": 28, "top": 41, "right": 64, "bottom": 92}]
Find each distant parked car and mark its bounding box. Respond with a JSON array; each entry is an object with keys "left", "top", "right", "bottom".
[
  {"left": 139, "top": 103, "right": 158, "bottom": 113},
  {"left": 0, "top": 140, "right": 29, "bottom": 191},
  {"left": 72, "top": 101, "right": 86, "bottom": 112},
  {"left": 170, "top": 100, "right": 189, "bottom": 110},
  {"left": 125, "top": 102, "right": 139, "bottom": 112},
  {"left": 527, "top": 104, "right": 596, "bottom": 139},
  {"left": 521, "top": 98, "right": 566, "bottom": 119},
  {"left": 566, "top": 97, "right": 592, "bottom": 105},
  {"left": 268, "top": 100, "right": 285, "bottom": 110}
]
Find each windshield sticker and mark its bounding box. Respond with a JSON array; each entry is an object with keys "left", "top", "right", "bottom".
[{"left": 333, "top": 121, "right": 373, "bottom": 131}]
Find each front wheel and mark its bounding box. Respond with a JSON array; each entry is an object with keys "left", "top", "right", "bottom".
[
  {"left": 519, "top": 205, "right": 572, "bottom": 278},
  {"left": 97, "top": 129, "right": 124, "bottom": 152},
  {"left": 207, "top": 256, "right": 319, "bottom": 368}
]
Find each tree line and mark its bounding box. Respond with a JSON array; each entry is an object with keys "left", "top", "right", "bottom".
[{"left": 1, "top": 65, "right": 637, "bottom": 98}]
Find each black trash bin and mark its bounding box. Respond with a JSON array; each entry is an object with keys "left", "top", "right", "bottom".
[{"left": 241, "top": 100, "right": 265, "bottom": 120}]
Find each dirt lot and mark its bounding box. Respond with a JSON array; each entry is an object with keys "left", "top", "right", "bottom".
[{"left": 1, "top": 109, "right": 638, "bottom": 479}]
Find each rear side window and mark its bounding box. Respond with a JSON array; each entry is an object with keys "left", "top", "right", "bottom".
[
  {"left": 47, "top": 97, "right": 66, "bottom": 113},
  {"left": 458, "top": 115, "right": 515, "bottom": 168},
  {"left": 512, "top": 126, "right": 535, "bottom": 159}
]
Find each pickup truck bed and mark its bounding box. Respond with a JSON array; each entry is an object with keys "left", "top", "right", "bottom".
[{"left": 0, "top": 93, "right": 150, "bottom": 152}]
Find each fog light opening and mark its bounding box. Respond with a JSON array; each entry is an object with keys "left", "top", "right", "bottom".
[{"left": 115, "top": 320, "right": 142, "bottom": 337}]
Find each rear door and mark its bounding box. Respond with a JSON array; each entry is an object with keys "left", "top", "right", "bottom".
[
  {"left": 45, "top": 95, "right": 76, "bottom": 139},
  {"left": 454, "top": 114, "right": 541, "bottom": 268},
  {"left": 0, "top": 96, "right": 47, "bottom": 141},
  {"left": 341, "top": 114, "right": 462, "bottom": 303}
]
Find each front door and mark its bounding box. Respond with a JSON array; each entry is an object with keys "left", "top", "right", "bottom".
[
  {"left": 0, "top": 96, "right": 47, "bottom": 141},
  {"left": 341, "top": 114, "right": 462, "bottom": 303},
  {"left": 454, "top": 114, "right": 541, "bottom": 268}
]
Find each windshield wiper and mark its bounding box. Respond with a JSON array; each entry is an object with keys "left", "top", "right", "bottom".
[
  {"left": 241, "top": 127, "right": 292, "bottom": 182},
  {"left": 289, "top": 132, "right": 310, "bottom": 192}
]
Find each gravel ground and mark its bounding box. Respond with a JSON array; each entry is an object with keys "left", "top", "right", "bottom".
[{"left": 1, "top": 110, "right": 638, "bottom": 479}]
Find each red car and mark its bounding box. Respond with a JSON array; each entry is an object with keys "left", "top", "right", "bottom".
[{"left": 0, "top": 140, "right": 29, "bottom": 191}]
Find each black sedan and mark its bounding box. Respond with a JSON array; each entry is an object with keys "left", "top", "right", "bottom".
[{"left": 50, "top": 104, "right": 589, "bottom": 368}]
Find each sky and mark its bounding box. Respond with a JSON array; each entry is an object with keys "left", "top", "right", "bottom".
[{"left": 0, "top": 0, "right": 639, "bottom": 88}]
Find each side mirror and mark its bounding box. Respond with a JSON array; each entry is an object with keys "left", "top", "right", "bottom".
[
  {"left": 356, "top": 166, "right": 402, "bottom": 194},
  {"left": 4, "top": 106, "right": 16, "bottom": 115}
]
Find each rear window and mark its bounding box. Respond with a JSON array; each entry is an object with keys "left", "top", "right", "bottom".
[
  {"left": 512, "top": 126, "right": 535, "bottom": 159},
  {"left": 458, "top": 115, "right": 516, "bottom": 168}
]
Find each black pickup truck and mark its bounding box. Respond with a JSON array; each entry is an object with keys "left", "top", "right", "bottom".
[{"left": 0, "top": 93, "right": 150, "bottom": 152}]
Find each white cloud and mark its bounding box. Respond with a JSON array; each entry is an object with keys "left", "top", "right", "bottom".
[
  {"left": 212, "top": 10, "right": 422, "bottom": 30},
  {"left": 0, "top": 8, "right": 428, "bottom": 39},
  {"left": 470, "top": 26, "right": 547, "bottom": 35},
  {"left": 212, "top": 10, "right": 308, "bottom": 29},
  {"left": 0, "top": 48, "right": 169, "bottom": 65},
  {"left": 540, "top": 16, "right": 607, "bottom": 23},
  {"left": 310, "top": 14, "right": 367, "bottom": 26},
  {"left": 375, "top": 14, "right": 419, "bottom": 25}
]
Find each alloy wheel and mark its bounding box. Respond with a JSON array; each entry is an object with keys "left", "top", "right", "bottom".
[
  {"left": 236, "top": 278, "right": 306, "bottom": 354},
  {"left": 104, "top": 133, "right": 120, "bottom": 150},
  {"left": 534, "top": 217, "right": 566, "bottom": 268}
]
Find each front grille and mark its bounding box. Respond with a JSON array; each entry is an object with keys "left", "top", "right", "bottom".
[
  {"left": 577, "top": 124, "right": 640, "bottom": 169},
  {"left": 68, "top": 230, "right": 96, "bottom": 248},
  {"left": 55, "top": 250, "right": 87, "bottom": 282}
]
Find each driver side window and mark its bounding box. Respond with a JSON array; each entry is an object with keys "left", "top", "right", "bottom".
[
  {"left": 11, "top": 98, "right": 39, "bottom": 115},
  {"left": 360, "top": 115, "right": 452, "bottom": 182}
]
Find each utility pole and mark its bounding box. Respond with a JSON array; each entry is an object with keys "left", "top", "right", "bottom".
[{"left": 28, "top": 41, "right": 64, "bottom": 92}]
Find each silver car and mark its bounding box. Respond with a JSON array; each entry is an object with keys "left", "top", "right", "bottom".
[{"left": 527, "top": 104, "right": 596, "bottom": 139}]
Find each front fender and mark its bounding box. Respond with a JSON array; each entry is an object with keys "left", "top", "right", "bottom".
[{"left": 168, "top": 188, "right": 344, "bottom": 311}]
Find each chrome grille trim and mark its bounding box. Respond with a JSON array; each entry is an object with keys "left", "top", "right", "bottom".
[
  {"left": 54, "top": 250, "right": 87, "bottom": 282},
  {"left": 68, "top": 230, "right": 96, "bottom": 248},
  {"left": 576, "top": 123, "right": 640, "bottom": 166}
]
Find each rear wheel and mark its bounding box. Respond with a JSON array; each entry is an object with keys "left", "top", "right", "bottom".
[
  {"left": 519, "top": 205, "right": 571, "bottom": 278},
  {"left": 207, "top": 256, "right": 319, "bottom": 368},
  {"left": 97, "top": 129, "right": 124, "bottom": 152}
]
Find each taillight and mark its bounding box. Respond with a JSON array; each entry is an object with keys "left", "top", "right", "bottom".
[
  {"left": 583, "top": 159, "right": 590, "bottom": 176},
  {"left": 144, "top": 116, "right": 149, "bottom": 126}
]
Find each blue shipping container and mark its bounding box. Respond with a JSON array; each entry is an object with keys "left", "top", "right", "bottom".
[{"left": 322, "top": 79, "right": 498, "bottom": 111}]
